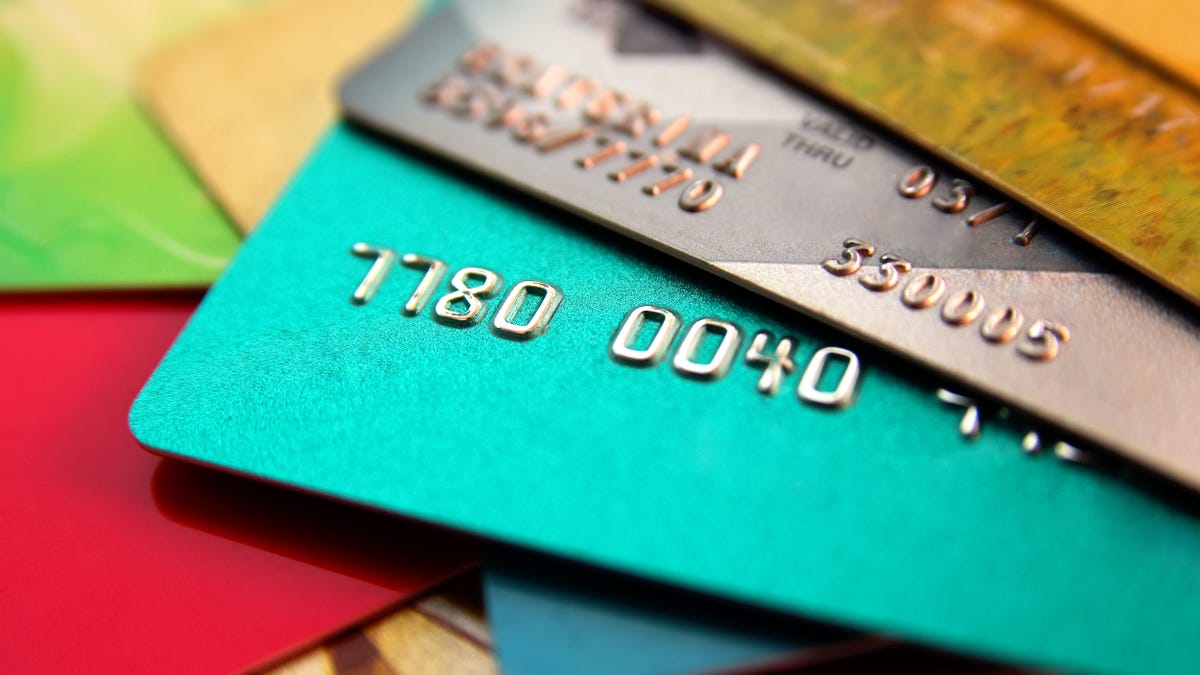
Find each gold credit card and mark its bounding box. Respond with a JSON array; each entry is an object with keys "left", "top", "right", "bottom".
[
  {"left": 651, "top": 0, "right": 1200, "bottom": 308},
  {"left": 1047, "top": 0, "right": 1200, "bottom": 90},
  {"left": 138, "top": 0, "right": 419, "bottom": 232}
]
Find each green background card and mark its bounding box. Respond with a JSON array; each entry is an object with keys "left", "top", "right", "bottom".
[
  {"left": 132, "top": 125, "right": 1200, "bottom": 674},
  {"left": 0, "top": 0, "right": 247, "bottom": 289}
]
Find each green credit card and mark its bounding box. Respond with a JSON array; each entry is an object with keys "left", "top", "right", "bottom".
[
  {"left": 0, "top": 0, "right": 245, "bottom": 290},
  {"left": 131, "top": 124, "right": 1200, "bottom": 674}
]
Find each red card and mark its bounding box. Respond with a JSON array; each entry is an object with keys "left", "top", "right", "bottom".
[{"left": 0, "top": 294, "right": 476, "bottom": 673}]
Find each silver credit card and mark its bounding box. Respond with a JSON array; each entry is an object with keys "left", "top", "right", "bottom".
[{"left": 340, "top": 0, "right": 1200, "bottom": 488}]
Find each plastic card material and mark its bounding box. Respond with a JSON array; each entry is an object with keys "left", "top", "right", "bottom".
[
  {"left": 132, "top": 125, "right": 1200, "bottom": 674},
  {"left": 0, "top": 294, "right": 474, "bottom": 672}
]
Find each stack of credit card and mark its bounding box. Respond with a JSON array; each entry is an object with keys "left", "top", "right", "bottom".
[{"left": 7, "top": 0, "right": 1199, "bottom": 671}]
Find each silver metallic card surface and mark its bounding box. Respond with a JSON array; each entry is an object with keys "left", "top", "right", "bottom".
[{"left": 340, "top": 0, "right": 1200, "bottom": 487}]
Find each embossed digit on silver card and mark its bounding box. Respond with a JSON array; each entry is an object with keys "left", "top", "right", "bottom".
[
  {"left": 713, "top": 143, "right": 761, "bottom": 179},
  {"left": 350, "top": 243, "right": 398, "bottom": 305},
  {"left": 672, "top": 318, "right": 741, "bottom": 380},
  {"left": 578, "top": 140, "right": 626, "bottom": 169},
  {"left": 941, "top": 289, "right": 985, "bottom": 326},
  {"left": 678, "top": 127, "right": 731, "bottom": 163},
  {"left": 744, "top": 331, "right": 795, "bottom": 396},
  {"left": 422, "top": 75, "right": 469, "bottom": 108},
  {"left": 931, "top": 178, "right": 975, "bottom": 213},
  {"left": 644, "top": 168, "right": 694, "bottom": 196},
  {"left": 678, "top": 179, "right": 724, "bottom": 212},
  {"left": 400, "top": 254, "right": 448, "bottom": 316},
  {"left": 1013, "top": 219, "right": 1041, "bottom": 246},
  {"left": 966, "top": 202, "right": 1011, "bottom": 227},
  {"left": 1018, "top": 320, "right": 1070, "bottom": 361},
  {"left": 900, "top": 273, "right": 946, "bottom": 309},
  {"left": 980, "top": 306, "right": 1024, "bottom": 344},
  {"left": 859, "top": 253, "right": 911, "bottom": 292},
  {"left": 798, "top": 347, "right": 860, "bottom": 409},
  {"left": 512, "top": 111, "right": 552, "bottom": 143},
  {"left": 897, "top": 165, "right": 936, "bottom": 198},
  {"left": 610, "top": 305, "right": 681, "bottom": 366},
  {"left": 609, "top": 153, "right": 659, "bottom": 182},
  {"left": 433, "top": 266, "right": 504, "bottom": 325},
  {"left": 822, "top": 238, "right": 875, "bottom": 277},
  {"left": 491, "top": 280, "right": 564, "bottom": 340}
]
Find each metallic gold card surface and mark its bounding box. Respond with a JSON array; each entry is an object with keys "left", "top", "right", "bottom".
[
  {"left": 1048, "top": 0, "right": 1200, "bottom": 89},
  {"left": 139, "top": 0, "right": 419, "bottom": 231},
  {"left": 651, "top": 0, "right": 1200, "bottom": 309}
]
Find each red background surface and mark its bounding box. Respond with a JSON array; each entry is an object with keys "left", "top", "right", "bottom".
[{"left": 0, "top": 294, "right": 475, "bottom": 673}]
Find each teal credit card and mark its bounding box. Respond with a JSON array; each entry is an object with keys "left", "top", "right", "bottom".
[{"left": 131, "top": 124, "right": 1200, "bottom": 674}]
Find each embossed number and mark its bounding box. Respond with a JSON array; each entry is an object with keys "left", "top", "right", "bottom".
[
  {"left": 897, "top": 165, "right": 937, "bottom": 198},
  {"left": 797, "top": 347, "right": 860, "bottom": 408},
  {"left": 931, "top": 178, "right": 976, "bottom": 213},
  {"left": 744, "top": 331, "right": 796, "bottom": 395},
  {"left": 859, "top": 253, "right": 912, "bottom": 291},
  {"left": 434, "top": 267, "right": 504, "bottom": 325},
  {"left": 1018, "top": 320, "right": 1071, "bottom": 361},
  {"left": 980, "top": 306, "right": 1024, "bottom": 343},
  {"left": 672, "top": 318, "right": 741, "bottom": 380},
  {"left": 350, "top": 243, "right": 398, "bottom": 305},
  {"left": 822, "top": 238, "right": 876, "bottom": 277},
  {"left": 901, "top": 272, "right": 946, "bottom": 309},
  {"left": 491, "top": 281, "right": 564, "bottom": 340},
  {"left": 610, "top": 305, "right": 681, "bottom": 366},
  {"left": 399, "top": 254, "right": 448, "bottom": 316}
]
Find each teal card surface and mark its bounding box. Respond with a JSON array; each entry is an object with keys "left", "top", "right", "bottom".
[{"left": 132, "top": 124, "right": 1200, "bottom": 674}]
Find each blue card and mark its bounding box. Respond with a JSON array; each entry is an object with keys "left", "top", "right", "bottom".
[{"left": 482, "top": 547, "right": 882, "bottom": 675}]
